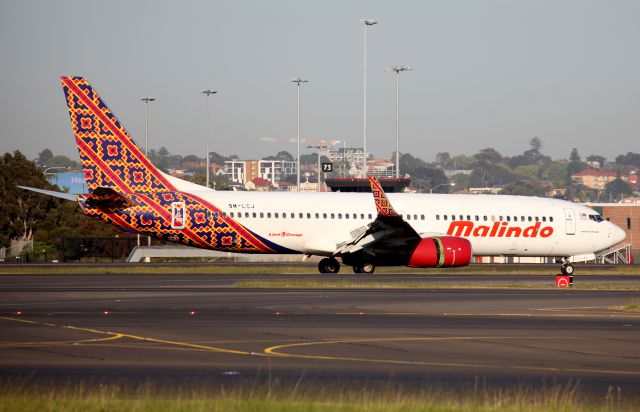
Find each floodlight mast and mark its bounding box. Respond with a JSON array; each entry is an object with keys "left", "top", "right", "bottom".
[
  {"left": 140, "top": 97, "right": 156, "bottom": 156},
  {"left": 384, "top": 65, "right": 412, "bottom": 178},
  {"left": 201, "top": 89, "right": 218, "bottom": 189},
  {"left": 362, "top": 18, "right": 378, "bottom": 178},
  {"left": 292, "top": 77, "right": 308, "bottom": 192},
  {"left": 140, "top": 96, "right": 156, "bottom": 251}
]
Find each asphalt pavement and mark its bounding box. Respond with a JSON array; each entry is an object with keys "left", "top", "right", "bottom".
[{"left": 1, "top": 272, "right": 639, "bottom": 396}]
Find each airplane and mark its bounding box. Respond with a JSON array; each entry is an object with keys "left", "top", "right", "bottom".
[{"left": 19, "top": 76, "right": 626, "bottom": 275}]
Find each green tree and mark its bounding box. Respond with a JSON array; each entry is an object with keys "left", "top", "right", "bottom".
[
  {"left": 36, "top": 149, "right": 53, "bottom": 166},
  {"left": 566, "top": 148, "right": 584, "bottom": 177},
  {"left": 43, "top": 155, "right": 77, "bottom": 168},
  {"left": 604, "top": 178, "right": 633, "bottom": 201},
  {"left": 399, "top": 153, "right": 428, "bottom": 173},
  {"left": 501, "top": 180, "right": 545, "bottom": 196},
  {"left": 615, "top": 152, "right": 640, "bottom": 168},
  {"left": 411, "top": 167, "right": 449, "bottom": 193},
  {"left": 449, "top": 154, "right": 476, "bottom": 169},
  {"left": 529, "top": 137, "right": 543, "bottom": 152},
  {"left": 541, "top": 162, "right": 568, "bottom": 186},
  {"left": 474, "top": 148, "right": 503, "bottom": 164},
  {"left": 470, "top": 163, "right": 516, "bottom": 187},
  {"left": 0, "top": 151, "right": 55, "bottom": 246},
  {"left": 586, "top": 155, "right": 606, "bottom": 168},
  {"left": 435, "top": 152, "right": 450, "bottom": 167},
  {"left": 513, "top": 164, "right": 540, "bottom": 181},
  {"left": 263, "top": 151, "right": 294, "bottom": 161},
  {"left": 1, "top": 151, "right": 121, "bottom": 250}
]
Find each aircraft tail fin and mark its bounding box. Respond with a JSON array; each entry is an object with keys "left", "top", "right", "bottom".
[
  {"left": 60, "top": 76, "right": 175, "bottom": 194},
  {"left": 368, "top": 177, "right": 399, "bottom": 217}
]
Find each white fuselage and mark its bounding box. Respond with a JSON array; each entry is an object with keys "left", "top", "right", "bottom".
[{"left": 182, "top": 188, "right": 626, "bottom": 258}]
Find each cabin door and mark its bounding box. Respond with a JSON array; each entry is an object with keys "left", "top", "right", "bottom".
[{"left": 564, "top": 208, "right": 576, "bottom": 235}]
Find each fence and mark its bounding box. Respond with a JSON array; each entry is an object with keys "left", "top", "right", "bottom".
[{"left": 1, "top": 237, "right": 139, "bottom": 263}]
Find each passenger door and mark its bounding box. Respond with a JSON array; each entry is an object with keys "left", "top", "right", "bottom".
[{"left": 564, "top": 208, "right": 576, "bottom": 235}]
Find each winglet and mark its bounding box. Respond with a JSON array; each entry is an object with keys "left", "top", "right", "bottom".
[{"left": 368, "top": 177, "right": 399, "bottom": 217}]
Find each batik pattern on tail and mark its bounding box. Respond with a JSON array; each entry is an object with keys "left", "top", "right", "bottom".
[
  {"left": 61, "top": 76, "right": 174, "bottom": 193},
  {"left": 368, "top": 177, "right": 399, "bottom": 217},
  {"left": 64, "top": 76, "right": 291, "bottom": 253}
]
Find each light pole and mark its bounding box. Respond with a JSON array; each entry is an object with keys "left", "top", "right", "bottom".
[
  {"left": 140, "top": 97, "right": 156, "bottom": 156},
  {"left": 430, "top": 182, "right": 456, "bottom": 194},
  {"left": 385, "top": 65, "right": 412, "bottom": 178},
  {"left": 307, "top": 141, "right": 325, "bottom": 192},
  {"left": 140, "top": 97, "right": 155, "bottom": 253},
  {"left": 292, "top": 77, "right": 308, "bottom": 192},
  {"left": 362, "top": 18, "right": 378, "bottom": 178},
  {"left": 202, "top": 89, "right": 218, "bottom": 189}
]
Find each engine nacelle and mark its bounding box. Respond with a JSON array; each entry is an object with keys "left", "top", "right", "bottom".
[{"left": 407, "top": 236, "right": 472, "bottom": 268}]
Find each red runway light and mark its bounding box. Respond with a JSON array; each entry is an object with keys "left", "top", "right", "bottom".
[
  {"left": 275, "top": 311, "right": 281, "bottom": 316},
  {"left": 103, "top": 310, "right": 110, "bottom": 315},
  {"left": 15, "top": 310, "right": 22, "bottom": 315},
  {"left": 188, "top": 310, "right": 197, "bottom": 316}
]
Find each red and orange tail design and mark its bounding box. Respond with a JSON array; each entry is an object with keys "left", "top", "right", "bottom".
[
  {"left": 368, "top": 177, "right": 399, "bottom": 217},
  {"left": 61, "top": 76, "right": 175, "bottom": 194}
]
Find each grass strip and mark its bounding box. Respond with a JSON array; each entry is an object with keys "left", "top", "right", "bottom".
[
  {"left": 0, "top": 381, "right": 635, "bottom": 412},
  {"left": 1, "top": 263, "right": 640, "bottom": 276},
  {"left": 235, "top": 279, "right": 640, "bottom": 290},
  {"left": 623, "top": 297, "right": 640, "bottom": 312}
]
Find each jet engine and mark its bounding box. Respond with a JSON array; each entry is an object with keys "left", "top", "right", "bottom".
[{"left": 407, "top": 236, "right": 472, "bottom": 268}]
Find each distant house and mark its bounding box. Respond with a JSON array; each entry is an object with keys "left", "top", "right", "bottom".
[
  {"left": 276, "top": 181, "right": 296, "bottom": 192},
  {"left": 245, "top": 177, "right": 272, "bottom": 192},
  {"left": 571, "top": 169, "right": 637, "bottom": 190},
  {"left": 469, "top": 187, "right": 503, "bottom": 195},
  {"left": 444, "top": 169, "right": 473, "bottom": 178}
]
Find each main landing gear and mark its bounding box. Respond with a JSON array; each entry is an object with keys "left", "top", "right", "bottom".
[
  {"left": 353, "top": 261, "right": 375, "bottom": 274},
  {"left": 318, "top": 257, "right": 340, "bottom": 274}
]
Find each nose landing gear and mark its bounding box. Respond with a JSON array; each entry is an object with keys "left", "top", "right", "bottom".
[
  {"left": 559, "top": 257, "right": 574, "bottom": 275},
  {"left": 555, "top": 257, "right": 574, "bottom": 288}
]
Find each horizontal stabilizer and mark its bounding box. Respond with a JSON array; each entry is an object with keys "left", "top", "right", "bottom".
[
  {"left": 84, "top": 187, "right": 133, "bottom": 212},
  {"left": 17, "top": 186, "right": 78, "bottom": 202}
]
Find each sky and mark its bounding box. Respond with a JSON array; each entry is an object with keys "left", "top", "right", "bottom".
[{"left": 0, "top": 0, "right": 639, "bottom": 164}]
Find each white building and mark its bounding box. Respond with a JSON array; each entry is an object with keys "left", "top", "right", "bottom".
[
  {"left": 259, "top": 160, "right": 296, "bottom": 184},
  {"left": 327, "top": 147, "right": 367, "bottom": 168},
  {"left": 224, "top": 159, "right": 296, "bottom": 184}
]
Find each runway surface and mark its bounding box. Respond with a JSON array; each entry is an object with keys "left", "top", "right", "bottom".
[{"left": 1, "top": 272, "right": 639, "bottom": 395}]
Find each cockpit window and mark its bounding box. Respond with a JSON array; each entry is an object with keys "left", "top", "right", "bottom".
[{"left": 589, "top": 214, "right": 604, "bottom": 222}]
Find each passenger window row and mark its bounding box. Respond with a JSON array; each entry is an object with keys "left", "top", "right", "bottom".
[
  {"left": 435, "top": 214, "right": 554, "bottom": 223},
  {"left": 209, "top": 211, "right": 554, "bottom": 224},
  {"left": 212, "top": 211, "right": 378, "bottom": 220}
]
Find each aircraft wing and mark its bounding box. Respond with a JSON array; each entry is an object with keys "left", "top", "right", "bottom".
[{"left": 334, "top": 177, "right": 422, "bottom": 255}]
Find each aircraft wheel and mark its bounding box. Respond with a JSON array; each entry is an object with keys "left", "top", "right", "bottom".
[
  {"left": 318, "top": 258, "right": 340, "bottom": 274},
  {"left": 361, "top": 261, "right": 375, "bottom": 274},
  {"left": 561, "top": 263, "right": 575, "bottom": 275},
  {"left": 353, "top": 264, "right": 363, "bottom": 274}
]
